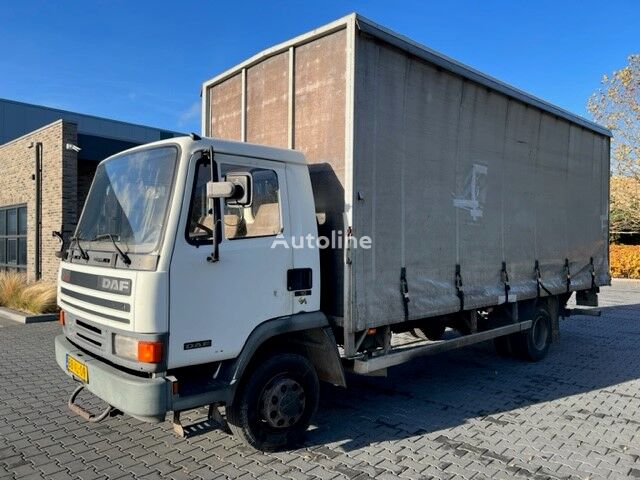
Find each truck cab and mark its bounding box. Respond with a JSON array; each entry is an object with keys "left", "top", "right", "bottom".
[{"left": 55, "top": 136, "right": 344, "bottom": 450}]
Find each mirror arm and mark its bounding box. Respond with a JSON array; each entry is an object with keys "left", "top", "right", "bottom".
[
  {"left": 52, "top": 229, "right": 65, "bottom": 259},
  {"left": 207, "top": 146, "right": 220, "bottom": 263}
]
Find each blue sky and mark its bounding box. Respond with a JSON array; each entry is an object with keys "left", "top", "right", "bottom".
[{"left": 1, "top": 1, "right": 638, "bottom": 133}]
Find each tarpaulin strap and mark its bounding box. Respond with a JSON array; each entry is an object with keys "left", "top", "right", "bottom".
[
  {"left": 590, "top": 257, "right": 596, "bottom": 289},
  {"left": 535, "top": 260, "right": 552, "bottom": 298},
  {"left": 564, "top": 258, "right": 571, "bottom": 293},
  {"left": 501, "top": 262, "right": 511, "bottom": 303},
  {"left": 400, "top": 267, "right": 410, "bottom": 321},
  {"left": 455, "top": 264, "right": 464, "bottom": 311}
]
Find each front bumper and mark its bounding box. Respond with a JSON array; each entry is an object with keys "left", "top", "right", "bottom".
[{"left": 55, "top": 335, "right": 169, "bottom": 422}]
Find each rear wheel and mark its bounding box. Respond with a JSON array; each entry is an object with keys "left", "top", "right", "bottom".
[
  {"left": 227, "top": 353, "right": 319, "bottom": 451},
  {"left": 511, "top": 307, "right": 552, "bottom": 362}
]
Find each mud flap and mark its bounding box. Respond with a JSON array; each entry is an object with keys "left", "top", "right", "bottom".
[
  {"left": 576, "top": 288, "right": 599, "bottom": 307},
  {"left": 297, "top": 327, "right": 347, "bottom": 387},
  {"left": 545, "top": 296, "right": 561, "bottom": 342}
]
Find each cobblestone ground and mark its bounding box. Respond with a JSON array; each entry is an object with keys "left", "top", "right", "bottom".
[{"left": 1, "top": 281, "right": 639, "bottom": 479}]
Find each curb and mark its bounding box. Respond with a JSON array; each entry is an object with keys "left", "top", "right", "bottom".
[{"left": 0, "top": 307, "right": 57, "bottom": 324}]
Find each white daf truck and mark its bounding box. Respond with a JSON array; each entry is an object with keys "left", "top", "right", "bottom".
[{"left": 55, "top": 15, "right": 610, "bottom": 451}]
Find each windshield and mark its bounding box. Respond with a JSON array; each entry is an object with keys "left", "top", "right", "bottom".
[{"left": 76, "top": 146, "right": 178, "bottom": 254}]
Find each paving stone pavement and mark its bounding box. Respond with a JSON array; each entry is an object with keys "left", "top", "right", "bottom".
[{"left": 0, "top": 280, "right": 639, "bottom": 479}]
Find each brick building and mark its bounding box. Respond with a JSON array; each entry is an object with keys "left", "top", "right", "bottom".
[{"left": 0, "top": 98, "right": 180, "bottom": 281}]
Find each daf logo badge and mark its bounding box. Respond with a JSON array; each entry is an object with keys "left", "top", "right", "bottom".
[
  {"left": 101, "top": 277, "right": 131, "bottom": 294},
  {"left": 184, "top": 340, "right": 212, "bottom": 350}
]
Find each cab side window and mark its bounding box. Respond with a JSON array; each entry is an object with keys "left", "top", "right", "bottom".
[{"left": 221, "top": 165, "right": 281, "bottom": 240}]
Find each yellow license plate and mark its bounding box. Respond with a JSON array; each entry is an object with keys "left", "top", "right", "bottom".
[{"left": 67, "top": 355, "right": 88, "bottom": 383}]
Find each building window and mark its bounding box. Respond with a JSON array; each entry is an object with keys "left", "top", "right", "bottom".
[{"left": 0, "top": 205, "right": 27, "bottom": 272}]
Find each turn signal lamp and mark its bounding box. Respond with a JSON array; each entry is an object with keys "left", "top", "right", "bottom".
[
  {"left": 114, "top": 335, "right": 163, "bottom": 363},
  {"left": 137, "top": 341, "right": 163, "bottom": 363}
]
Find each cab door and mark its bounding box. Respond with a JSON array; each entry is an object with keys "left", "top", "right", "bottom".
[{"left": 168, "top": 152, "right": 293, "bottom": 368}]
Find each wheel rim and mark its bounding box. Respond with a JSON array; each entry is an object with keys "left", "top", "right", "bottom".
[
  {"left": 532, "top": 315, "right": 549, "bottom": 350},
  {"left": 259, "top": 377, "right": 306, "bottom": 429}
]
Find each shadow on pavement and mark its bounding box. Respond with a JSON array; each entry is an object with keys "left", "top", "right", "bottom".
[{"left": 305, "top": 302, "right": 640, "bottom": 451}]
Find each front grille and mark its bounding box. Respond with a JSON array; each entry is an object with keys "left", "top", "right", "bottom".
[
  {"left": 61, "top": 287, "right": 130, "bottom": 312},
  {"left": 60, "top": 269, "right": 131, "bottom": 296},
  {"left": 76, "top": 319, "right": 101, "bottom": 335},
  {"left": 59, "top": 271, "right": 132, "bottom": 325},
  {"left": 68, "top": 315, "right": 107, "bottom": 353},
  {"left": 59, "top": 298, "right": 129, "bottom": 323},
  {"left": 77, "top": 332, "right": 102, "bottom": 347}
]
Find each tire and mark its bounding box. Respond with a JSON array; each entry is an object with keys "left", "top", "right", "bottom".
[
  {"left": 511, "top": 307, "right": 552, "bottom": 362},
  {"left": 227, "top": 353, "right": 319, "bottom": 451},
  {"left": 412, "top": 322, "right": 446, "bottom": 341}
]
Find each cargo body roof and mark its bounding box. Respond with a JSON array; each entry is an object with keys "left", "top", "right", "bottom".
[{"left": 202, "top": 13, "right": 611, "bottom": 138}]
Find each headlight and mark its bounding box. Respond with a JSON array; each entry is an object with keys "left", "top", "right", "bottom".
[{"left": 113, "top": 334, "right": 163, "bottom": 363}]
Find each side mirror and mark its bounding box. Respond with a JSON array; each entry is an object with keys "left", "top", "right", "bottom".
[
  {"left": 207, "top": 181, "right": 236, "bottom": 199},
  {"left": 225, "top": 173, "right": 252, "bottom": 207},
  {"left": 206, "top": 173, "right": 252, "bottom": 207}
]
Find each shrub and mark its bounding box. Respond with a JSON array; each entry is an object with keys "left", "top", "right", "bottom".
[
  {"left": 0, "top": 272, "right": 57, "bottom": 314},
  {"left": 0, "top": 272, "right": 27, "bottom": 307},
  {"left": 610, "top": 244, "right": 640, "bottom": 279},
  {"left": 15, "top": 281, "right": 58, "bottom": 314}
]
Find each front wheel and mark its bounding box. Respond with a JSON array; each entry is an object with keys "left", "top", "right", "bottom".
[{"left": 227, "top": 353, "right": 319, "bottom": 451}]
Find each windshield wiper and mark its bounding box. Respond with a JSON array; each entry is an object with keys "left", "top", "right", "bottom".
[
  {"left": 70, "top": 235, "right": 89, "bottom": 261},
  {"left": 91, "top": 234, "right": 131, "bottom": 265}
]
